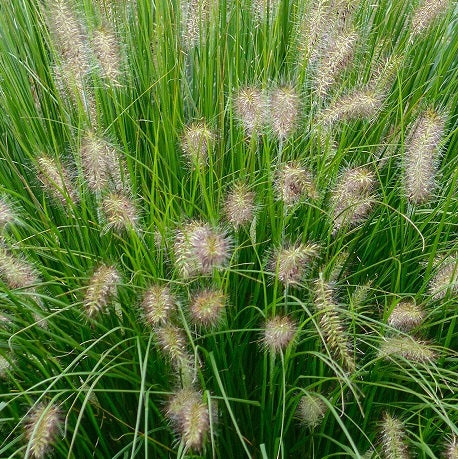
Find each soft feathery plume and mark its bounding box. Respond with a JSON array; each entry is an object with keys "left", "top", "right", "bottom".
[
  {"left": 314, "top": 274, "right": 355, "bottom": 372},
  {"left": 429, "top": 255, "right": 457, "bottom": 300},
  {"left": 166, "top": 389, "right": 211, "bottom": 451},
  {"left": 0, "top": 355, "right": 12, "bottom": 378},
  {"left": 275, "top": 161, "right": 317, "bottom": 206},
  {"left": 349, "top": 282, "right": 372, "bottom": 310},
  {"left": 262, "top": 315, "right": 297, "bottom": 354},
  {"left": 101, "top": 193, "right": 139, "bottom": 232},
  {"left": 331, "top": 166, "right": 376, "bottom": 232},
  {"left": 370, "top": 54, "right": 403, "bottom": 93},
  {"left": 404, "top": 108, "right": 445, "bottom": 204},
  {"left": 80, "top": 131, "right": 127, "bottom": 193},
  {"left": 92, "top": 26, "right": 123, "bottom": 86},
  {"left": 174, "top": 221, "right": 232, "bottom": 278},
  {"left": 252, "top": 0, "right": 281, "bottom": 23},
  {"left": 233, "top": 86, "right": 268, "bottom": 137},
  {"left": 141, "top": 284, "right": 176, "bottom": 327},
  {"left": 320, "top": 89, "right": 383, "bottom": 125},
  {"left": 36, "top": 155, "right": 79, "bottom": 206},
  {"left": 411, "top": 0, "right": 450, "bottom": 36},
  {"left": 380, "top": 413, "right": 410, "bottom": 459},
  {"left": 224, "top": 182, "right": 256, "bottom": 228},
  {"left": 25, "top": 403, "right": 61, "bottom": 459},
  {"left": 270, "top": 242, "right": 320, "bottom": 287},
  {"left": 83, "top": 264, "right": 120, "bottom": 318},
  {"left": 315, "top": 29, "right": 358, "bottom": 97},
  {"left": 379, "top": 336, "right": 437, "bottom": 363},
  {"left": 269, "top": 86, "right": 301, "bottom": 140},
  {"left": 181, "top": 121, "right": 215, "bottom": 168},
  {"left": 445, "top": 436, "right": 458, "bottom": 459},
  {"left": 297, "top": 392, "right": 327, "bottom": 428},
  {"left": 388, "top": 301, "right": 424, "bottom": 331},
  {"left": 0, "top": 247, "right": 40, "bottom": 289},
  {"left": 190, "top": 288, "right": 226, "bottom": 328},
  {"left": 181, "top": 0, "right": 211, "bottom": 49},
  {"left": 0, "top": 198, "right": 17, "bottom": 230},
  {"left": 156, "top": 324, "right": 189, "bottom": 364}
]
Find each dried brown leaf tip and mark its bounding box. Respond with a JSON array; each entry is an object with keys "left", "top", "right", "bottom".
[
  {"left": 224, "top": 182, "right": 256, "bottom": 229},
  {"left": 380, "top": 413, "right": 410, "bottom": 459},
  {"left": 275, "top": 161, "right": 318, "bottom": 206},
  {"left": 233, "top": 86, "right": 268, "bottom": 137},
  {"left": 262, "top": 315, "right": 297, "bottom": 354}
]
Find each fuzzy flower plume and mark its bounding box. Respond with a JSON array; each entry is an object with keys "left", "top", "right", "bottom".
[
  {"left": 224, "top": 182, "right": 256, "bottom": 228},
  {"left": 233, "top": 86, "right": 268, "bottom": 137},
  {"left": 102, "top": 193, "right": 138, "bottom": 232},
  {"left": 174, "top": 221, "right": 232, "bottom": 277},
  {"left": 297, "top": 392, "right": 327, "bottom": 428},
  {"left": 252, "top": 0, "right": 281, "bottom": 23},
  {"left": 275, "top": 161, "right": 317, "bottom": 205},
  {"left": 445, "top": 437, "right": 458, "bottom": 459},
  {"left": 379, "top": 336, "right": 436, "bottom": 363},
  {"left": 156, "top": 324, "right": 189, "bottom": 364},
  {"left": 181, "top": 121, "right": 215, "bottom": 167},
  {"left": 166, "top": 389, "right": 211, "bottom": 451},
  {"left": 181, "top": 0, "right": 211, "bottom": 49},
  {"left": 262, "top": 315, "right": 297, "bottom": 354},
  {"left": 429, "top": 255, "right": 457, "bottom": 300},
  {"left": 411, "top": 0, "right": 450, "bottom": 36},
  {"left": 190, "top": 288, "right": 226, "bottom": 328},
  {"left": 405, "top": 109, "right": 445, "bottom": 204},
  {"left": 92, "top": 26, "right": 123, "bottom": 86},
  {"left": 314, "top": 274, "right": 355, "bottom": 372},
  {"left": 269, "top": 86, "right": 301, "bottom": 140},
  {"left": 141, "top": 284, "right": 176, "bottom": 327},
  {"left": 0, "top": 247, "right": 40, "bottom": 290},
  {"left": 0, "top": 355, "right": 12, "bottom": 378},
  {"left": 271, "top": 242, "right": 320, "bottom": 287},
  {"left": 380, "top": 413, "right": 410, "bottom": 459},
  {"left": 331, "top": 166, "right": 376, "bottom": 232},
  {"left": 0, "top": 198, "right": 17, "bottom": 230},
  {"left": 25, "top": 403, "right": 61, "bottom": 458},
  {"left": 83, "top": 264, "right": 120, "bottom": 318},
  {"left": 80, "top": 131, "right": 126, "bottom": 193},
  {"left": 388, "top": 301, "right": 424, "bottom": 331},
  {"left": 36, "top": 155, "right": 79, "bottom": 206}
]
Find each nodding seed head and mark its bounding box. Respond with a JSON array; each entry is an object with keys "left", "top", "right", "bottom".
[
  {"left": 224, "top": 182, "right": 256, "bottom": 228},
  {"left": 156, "top": 324, "right": 189, "bottom": 363},
  {"left": 190, "top": 288, "right": 226, "bottom": 329},
  {"left": 101, "top": 193, "right": 139, "bottom": 232},
  {"left": 429, "top": 255, "right": 457, "bottom": 300},
  {"left": 233, "top": 86, "right": 268, "bottom": 136},
  {"left": 275, "top": 161, "right": 317, "bottom": 205},
  {"left": 379, "top": 336, "right": 437, "bottom": 364},
  {"left": 262, "top": 315, "right": 297, "bottom": 353},
  {"left": 92, "top": 26, "right": 123, "bottom": 86},
  {"left": 269, "top": 86, "right": 301, "bottom": 140},
  {"left": 0, "top": 247, "right": 40, "bottom": 290},
  {"left": 0, "top": 198, "right": 17, "bottom": 230},
  {"left": 297, "top": 393, "right": 327, "bottom": 428},
  {"left": 181, "top": 121, "right": 215, "bottom": 167},
  {"left": 141, "top": 284, "right": 176, "bottom": 327},
  {"left": 380, "top": 412, "right": 410, "bottom": 459},
  {"left": 388, "top": 301, "right": 424, "bottom": 331}
]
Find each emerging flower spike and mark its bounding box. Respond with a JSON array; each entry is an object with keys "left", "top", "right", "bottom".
[
  {"left": 36, "top": 155, "right": 79, "bottom": 206},
  {"left": 166, "top": 389, "right": 211, "bottom": 451},
  {"left": 181, "top": 0, "right": 211, "bottom": 49},
  {"left": 92, "top": 26, "right": 123, "bottom": 86},
  {"left": 174, "top": 221, "right": 232, "bottom": 277},
  {"left": 331, "top": 166, "right": 376, "bottom": 232},
  {"left": 101, "top": 193, "right": 138, "bottom": 232},
  {"left": 269, "top": 86, "right": 301, "bottom": 140},
  {"left": 0, "top": 247, "right": 40, "bottom": 289},
  {"left": 411, "top": 0, "right": 450, "bottom": 36},
  {"left": 262, "top": 315, "right": 297, "bottom": 354},
  {"left": 445, "top": 437, "right": 458, "bottom": 459},
  {"left": 429, "top": 255, "right": 458, "bottom": 300},
  {"left": 181, "top": 121, "right": 215, "bottom": 167},
  {"left": 404, "top": 109, "right": 445, "bottom": 204},
  {"left": 380, "top": 413, "right": 410, "bottom": 459},
  {"left": 25, "top": 403, "right": 61, "bottom": 459},
  {"left": 297, "top": 393, "right": 327, "bottom": 428},
  {"left": 233, "top": 86, "right": 268, "bottom": 137},
  {"left": 224, "top": 182, "right": 256, "bottom": 228},
  {"left": 378, "top": 336, "right": 437, "bottom": 363},
  {"left": 141, "top": 284, "right": 176, "bottom": 327},
  {"left": 0, "top": 198, "right": 17, "bottom": 230},
  {"left": 156, "top": 324, "right": 189, "bottom": 364},
  {"left": 275, "top": 161, "right": 317, "bottom": 205},
  {"left": 388, "top": 301, "right": 424, "bottom": 331},
  {"left": 270, "top": 242, "right": 320, "bottom": 287},
  {"left": 190, "top": 288, "right": 226, "bottom": 328},
  {"left": 83, "top": 264, "right": 120, "bottom": 318}
]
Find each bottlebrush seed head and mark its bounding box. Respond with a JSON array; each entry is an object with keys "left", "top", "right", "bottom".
[
  {"left": 36, "top": 155, "right": 79, "bottom": 206},
  {"left": 25, "top": 403, "right": 61, "bottom": 459},
  {"left": 297, "top": 393, "right": 327, "bottom": 428},
  {"left": 224, "top": 182, "right": 256, "bottom": 228},
  {"left": 429, "top": 255, "right": 457, "bottom": 300},
  {"left": 181, "top": 121, "right": 215, "bottom": 167},
  {"left": 83, "top": 264, "right": 120, "bottom": 318},
  {"left": 379, "top": 336, "right": 437, "bottom": 363},
  {"left": 0, "top": 247, "right": 40, "bottom": 289},
  {"left": 445, "top": 437, "right": 458, "bottom": 459},
  {"left": 270, "top": 242, "right": 320, "bottom": 287},
  {"left": 166, "top": 389, "right": 210, "bottom": 452},
  {"left": 388, "top": 301, "right": 424, "bottom": 331},
  {"left": 404, "top": 109, "right": 445, "bottom": 204},
  {"left": 92, "top": 26, "right": 123, "bottom": 86},
  {"left": 0, "top": 198, "right": 17, "bottom": 230},
  {"left": 275, "top": 161, "right": 317, "bottom": 205},
  {"left": 269, "top": 86, "right": 301, "bottom": 140},
  {"left": 156, "top": 324, "right": 188, "bottom": 363},
  {"left": 190, "top": 288, "right": 226, "bottom": 328},
  {"left": 101, "top": 193, "right": 138, "bottom": 232},
  {"left": 380, "top": 413, "right": 410, "bottom": 459},
  {"left": 0, "top": 355, "right": 12, "bottom": 378},
  {"left": 411, "top": 0, "right": 450, "bottom": 36},
  {"left": 233, "top": 86, "right": 268, "bottom": 137},
  {"left": 262, "top": 315, "right": 297, "bottom": 353},
  {"left": 181, "top": 0, "right": 211, "bottom": 49},
  {"left": 141, "top": 284, "right": 176, "bottom": 327}
]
